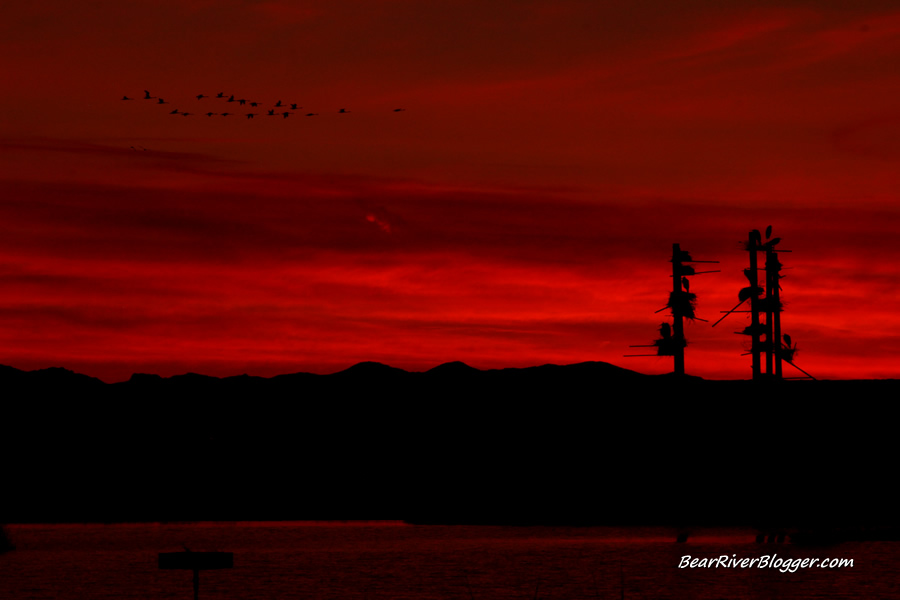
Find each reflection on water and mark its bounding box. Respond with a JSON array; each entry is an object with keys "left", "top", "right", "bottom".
[{"left": 0, "top": 522, "right": 897, "bottom": 600}]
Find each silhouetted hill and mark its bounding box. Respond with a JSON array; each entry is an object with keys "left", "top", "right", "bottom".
[
  {"left": 2, "top": 361, "right": 897, "bottom": 526},
  {"left": 333, "top": 361, "right": 410, "bottom": 378},
  {"left": 1, "top": 365, "right": 106, "bottom": 388},
  {"left": 426, "top": 361, "right": 480, "bottom": 376}
]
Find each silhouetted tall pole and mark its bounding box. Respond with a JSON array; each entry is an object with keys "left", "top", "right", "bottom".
[
  {"left": 767, "top": 247, "right": 783, "bottom": 379},
  {"left": 672, "top": 243, "right": 686, "bottom": 376},
  {"left": 626, "top": 244, "right": 717, "bottom": 374},
  {"left": 717, "top": 227, "right": 811, "bottom": 380},
  {"left": 764, "top": 250, "right": 774, "bottom": 377},
  {"left": 748, "top": 231, "right": 762, "bottom": 381}
]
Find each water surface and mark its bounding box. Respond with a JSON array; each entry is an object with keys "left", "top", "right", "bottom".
[{"left": 1, "top": 522, "right": 895, "bottom": 599}]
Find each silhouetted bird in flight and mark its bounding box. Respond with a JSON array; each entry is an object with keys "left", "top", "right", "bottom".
[{"left": 122, "top": 89, "right": 409, "bottom": 125}]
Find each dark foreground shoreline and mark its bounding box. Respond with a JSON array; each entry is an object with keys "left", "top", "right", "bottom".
[{"left": 3, "top": 361, "right": 897, "bottom": 526}]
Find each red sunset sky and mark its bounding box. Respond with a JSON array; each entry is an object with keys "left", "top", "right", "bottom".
[{"left": 1, "top": 0, "right": 898, "bottom": 381}]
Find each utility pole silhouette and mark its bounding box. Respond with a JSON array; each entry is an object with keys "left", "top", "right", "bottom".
[
  {"left": 713, "top": 227, "right": 814, "bottom": 380},
  {"left": 766, "top": 242, "right": 782, "bottom": 378},
  {"left": 671, "top": 244, "right": 688, "bottom": 375},
  {"left": 627, "top": 243, "right": 718, "bottom": 375},
  {"left": 748, "top": 229, "right": 763, "bottom": 379}
]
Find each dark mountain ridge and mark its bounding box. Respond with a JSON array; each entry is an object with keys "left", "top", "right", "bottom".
[{"left": 4, "top": 359, "right": 895, "bottom": 390}]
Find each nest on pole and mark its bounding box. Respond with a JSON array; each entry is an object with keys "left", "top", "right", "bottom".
[
  {"left": 757, "top": 297, "right": 783, "bottom": 313},
  {"left": 739, "top": 324, "right": 767, "bottom": 337},
  {"left": 654, "top": 336, "right": 687, "bottom": 356},
  {"left": 666, "top": 290, "right": 697, "bottom": 320},
  {"left": 653, "top": 321, "right": 686, "bottom": 355}
]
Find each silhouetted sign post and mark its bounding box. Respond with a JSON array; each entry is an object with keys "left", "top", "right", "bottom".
[{"left": 159, "top": 551, "right": 232, "bottom": 600}]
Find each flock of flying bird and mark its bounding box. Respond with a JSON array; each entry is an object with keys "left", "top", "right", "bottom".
[{"left": 122, "top": 90, "right": 406, "bottom": 119}]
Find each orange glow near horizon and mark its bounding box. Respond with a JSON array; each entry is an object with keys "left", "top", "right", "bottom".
[{"left": 1, "top": 1, "right": 899, "bottom": 382}]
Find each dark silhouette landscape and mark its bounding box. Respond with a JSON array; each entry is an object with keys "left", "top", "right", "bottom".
[{"left": 4, "top": 361, "right": 896, "bottom": 527}]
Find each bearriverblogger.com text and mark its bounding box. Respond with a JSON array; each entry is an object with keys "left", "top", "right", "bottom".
[{"left": 678, "top": 554, "right": 853, "bottom": 574}]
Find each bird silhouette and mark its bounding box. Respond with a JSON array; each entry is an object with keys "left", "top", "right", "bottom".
[
  {"left": 221, "top": 112, "right": 232, "bottom": 117},
  {"left": 267, "top": 109, "right": 276, "bottom": 116},
  {"left": 122, "top": 95, "right": 133, "bottom": 100},
  {"left": 157, "top": 98, "right": 168, "bottom": 104},
  {"left": 275, "top": 100, "right": 283, "bottom": 107},
  {"left": 238, "top": 99, "right": 247, "bottom": 105},
  {"left": 281, "top": 112, "right": 291, "bottom": 118},
  {"left": 682, "top": 277, "right": 690, "bottom": 293},
  {"left": 783, "top": 333, "right": 792, "bottom": 347},
  {"left": 338, "top": 108, "right": 350, "bottom": 113},
  {"left": 393, "top": 108, "right": 406, "bottom": 112},
  {"left": 143, "top": 90, "right": 156, "bottom": 100},
  {"left": 196, "top": 94, "right": 208, "bottom": 100},
  {"left": 227, "top": 95, "right": 235, "bottom": 102},
  {"left": 246, "top": 113, "right": 256, "bottom": 119},
  {"left": 290, "top": 103, "right": 300, "bottom": 110},
  {"left": 216, "top": 92, "right": 226, "bottom": 98},
  {"left": 250, "top": 102, "right": 259, "bottom": 108},
  {"left": 169, "top": 109, "right": 180, "bottom": 115},
  {"left": 305, "top": 113, "right": 318, "bottom": 117},
  {"left": 205, "top": 112, "right": 218, "bottom": 117}
]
